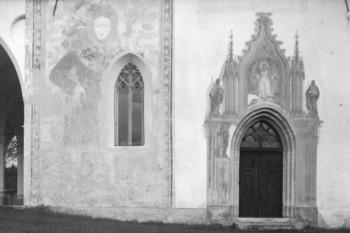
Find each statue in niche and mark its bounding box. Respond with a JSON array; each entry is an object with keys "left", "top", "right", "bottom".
[
  {"left": 209, "top": 79, "right": 224, "bottom": 118},
  {"left": 306, "top": 80, "right": 320, "bottom": 117},
  {"left": 216, "top": 126, "right": 229, "bottom": 158},
  {"left": 49, "top": 5, "right": 120, "bottom": 146},
  {"left": 256, "top": 61, "right": 274, "bottom": 99},
  {"left": 248, "top": 60, "right": 280, "bottom": 104}
]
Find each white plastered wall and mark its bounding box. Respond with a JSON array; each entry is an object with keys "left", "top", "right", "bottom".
[{"left": 173, "top": 0, "right": 350, "bottom": 227}]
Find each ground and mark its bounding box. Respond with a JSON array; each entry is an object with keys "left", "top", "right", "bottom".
[{"left": 0, "top": 206, "right": 349, "bottom": 233}]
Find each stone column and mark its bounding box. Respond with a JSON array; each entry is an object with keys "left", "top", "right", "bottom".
[
  {"left": 293, "top": 118, "right": 321, "bottom": 225},
  {"left": 0, "top": 133, "right": 4, "bottom": 205},
  {"left": 206, "top": 119, "right": 234, "bottom": 224},
  {"left": 15, "top": 140, "right": 23, "bottom": 205}
]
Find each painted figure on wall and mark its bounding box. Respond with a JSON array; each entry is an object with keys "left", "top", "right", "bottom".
[
  {"left": 209, "top": 79, "right": 224, "bottom": 118},
  {"left": 306, "top": 80, "right": 320, "bottom": 117},
  {"left": 49, "top": 5, "right": 119, "bottom": 146},
  {"left": 248, "top": 60, "right": 280, "bottom": 105},
  {"left": 256, "top": 61, "right": 273, "bottom": 98}
]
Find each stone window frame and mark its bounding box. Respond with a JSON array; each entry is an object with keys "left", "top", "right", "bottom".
[
  {"left": 98, "top": 52, "right": 152, "bottom": 149},
  {"left": 114, "top": 63, "right": 145, "bottom": 146}
]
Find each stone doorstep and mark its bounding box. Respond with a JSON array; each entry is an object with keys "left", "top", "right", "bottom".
[
  {"left": 232, "top": 218, "right": 304, "bottom": 230},
  {"left": 1, "top": 196, "right": 23, "bottom": 206}
]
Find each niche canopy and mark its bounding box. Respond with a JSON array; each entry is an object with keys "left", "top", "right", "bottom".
[
  {"left": 219, "top": 12, "right": 305, "bottom": 117},
  {"left": 237, "top": 12, "right": 289, "bottom": 111}
]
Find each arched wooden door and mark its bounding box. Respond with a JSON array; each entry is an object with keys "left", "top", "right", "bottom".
[{"left": 239, "top": 120, "right": 283, "bottom": 217}]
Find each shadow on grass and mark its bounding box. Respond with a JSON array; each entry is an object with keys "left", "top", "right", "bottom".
[{"left": 1, "top": 206, "right": 350, "bottom": 233}]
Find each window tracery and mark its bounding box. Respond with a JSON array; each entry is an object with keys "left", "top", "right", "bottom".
[
  {"left": 240, "top": 121, "right": 282, "bottom": 149},
  {"left": 115, "top": 63, "right": 144, "bottom": 146}
]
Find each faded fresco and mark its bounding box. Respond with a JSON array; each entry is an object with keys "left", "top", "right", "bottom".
[
  {"left": 46, "top": 0, "right": 159, "bottom": 146},
  {"left": 39, "top": 0, "right": 170, "bottom": 207}
]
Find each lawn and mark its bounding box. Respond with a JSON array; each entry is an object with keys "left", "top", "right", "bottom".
[{"left": 0, "top": 206, "right": 349, "bottom": 233}]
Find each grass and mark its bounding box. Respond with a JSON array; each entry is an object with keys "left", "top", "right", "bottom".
[{"left": 1, "top": 206, "right": 350, "bottom": 233}]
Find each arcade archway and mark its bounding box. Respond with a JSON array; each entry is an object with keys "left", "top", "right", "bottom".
[{"left": 0, "top": 42, "right": 24, "bottom": 205}]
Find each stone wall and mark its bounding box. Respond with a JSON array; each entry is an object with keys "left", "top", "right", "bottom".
[
  {"left": 3, "top": 0, "right": 350, "bottom": 227},
  {"left": 24, "top": 0, "right": 173, "bottom": 210}
]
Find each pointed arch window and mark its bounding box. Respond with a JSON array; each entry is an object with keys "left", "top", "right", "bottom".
[{"left": 115, "top": 63, "right": 144, "bottom": 146}]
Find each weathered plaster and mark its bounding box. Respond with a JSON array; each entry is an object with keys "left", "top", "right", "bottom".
[
  {"left": 25, "top": 0, "right": 173, "bottom": 210},
  {"left": 14, "top": 0, "right": 350, "bottom": 227}
]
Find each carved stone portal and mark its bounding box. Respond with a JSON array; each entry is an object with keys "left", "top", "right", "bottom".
[{"left": 205, "top": 13, "right": 322, "bottom": 226}]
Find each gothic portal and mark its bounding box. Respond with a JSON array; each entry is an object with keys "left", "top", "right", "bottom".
[{"left": 206, "top": 13, "right": 321, "bottom": 225}]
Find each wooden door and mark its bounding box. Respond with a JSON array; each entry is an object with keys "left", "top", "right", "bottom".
[{"left": 239, "top": 151, "right": 282, "bottom": 217}]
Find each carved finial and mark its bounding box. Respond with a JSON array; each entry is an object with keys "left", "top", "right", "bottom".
[
  {"left": 227, "top": 30, "right": 234, "bottom": 61},
  {"left": 256, "top": 12, "right": 272, "bottom": 18},
  {"left": 254, "top": 12, "right": 273, "bottom": 41},
  {"left": 294, "top": 31, "right": 300, "bottom": 61}
]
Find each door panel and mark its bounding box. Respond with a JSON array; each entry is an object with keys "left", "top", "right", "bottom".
[
  {"left": 239, "top": 151, "right": 282, "bottom": 217},
  {"left": 239, "top": 153, "right": 258, "bottom": 217}
]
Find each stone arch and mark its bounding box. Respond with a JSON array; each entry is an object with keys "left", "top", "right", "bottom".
[
  {"left": 0, "top": 37, "right": 24, "bottom": 96},
  {"left": 0, "top": 38, "right": 24, "bottom": 205},
  {"left": 230, "top": 104, "right": 296, "bottom": 218},
  {"left": 99, "top": 52, "right": 152, "bottom": 147}
]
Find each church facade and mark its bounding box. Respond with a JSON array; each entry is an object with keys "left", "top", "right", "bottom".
[{"left": 1, "top": 0, "right": 350, "bottom": 229}]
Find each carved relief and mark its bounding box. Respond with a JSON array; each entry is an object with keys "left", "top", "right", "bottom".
[
  {"left": 32, "top": 0, "right": 42, "bottom": 70},
  {"left": 161, "top": 0, "right": 173, "bottom": 206},
  {"left": 214, "top": 125, "right": 230, "bottom": 158},
  {"left": 161, "top": 0, "right": 173, "bottom": 146}
]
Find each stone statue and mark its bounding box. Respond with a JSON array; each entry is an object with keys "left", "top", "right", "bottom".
[
  {"left": 215, "top": 126, "right": 229, "bottom": 158},
  {"left": 209, "top": 79, "right": 224, "bottom": 117},
  {"left": 256, "top": 61, "right": 273, "bottom": 98},
  {"left": 305, "top": 80, "right": 320, "bottom": 116},
  {"left": 220, "top": 126, "right": 229, "bottom": 157}
]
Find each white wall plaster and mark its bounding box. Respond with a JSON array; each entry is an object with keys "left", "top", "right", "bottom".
[{"left": 174, "top": 0, "right": 350, "bottom": 227}]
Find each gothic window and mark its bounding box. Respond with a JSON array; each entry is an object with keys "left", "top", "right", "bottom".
[
  {"left": 115, "top": 63, "right": 144, "bottom": 146},
  {"left": 240, "top": 121, "right": 282, "bottom": 149}
]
